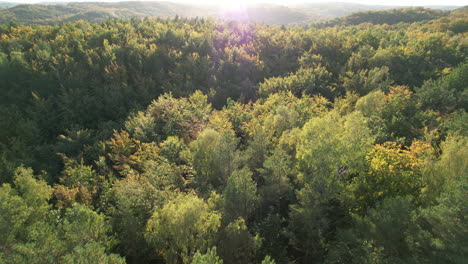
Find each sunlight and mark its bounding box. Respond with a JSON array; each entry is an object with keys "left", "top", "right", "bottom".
[
  {"left": 195, "top": 0, "right": 257, "bottom": 10},
  {"left": 218, "top": 2, "right": 245, "bottom": 11},
  {"left": 215, "top": 1, "right": 250, "bottom": 21},
  {"left": 200, "top": 0, "right": 254, "bottom": 6}
]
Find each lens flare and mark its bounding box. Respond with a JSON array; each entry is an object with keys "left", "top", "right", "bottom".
[{"left": 218, "top": 3, "right": 249, "bottom": 22}]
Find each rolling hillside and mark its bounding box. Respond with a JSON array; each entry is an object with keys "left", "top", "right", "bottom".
[
  {"left": 288, "top": 2, "right": 458, "bottom": 17},
  {"left": 0, "top": 1, "right": 463, "bottom": 26},
  {"left": 289, "top": 2, "right": 399, "bottom": 17},
  {"left": 0, "top": 1, "right": 326, "bottom": 25},
  {"left": 0, "top": 1, "right": 17, "bottom": 8},
  {"left": 315, "top": 6, "right": 452, "bottom": 27}
]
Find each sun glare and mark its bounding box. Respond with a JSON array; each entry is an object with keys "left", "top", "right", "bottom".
[
  {"left": 219, "top": 2, "right": 246, "bottom": 12},
  {"left": 207, "top": 0, "right": 252, "bottom": 21},
  {"left": 201, "top": 0, "right": 253, "bottom": 8}
]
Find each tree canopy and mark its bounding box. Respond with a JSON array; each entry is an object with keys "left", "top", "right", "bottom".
[{"left": 0, "top": 7, "right": 467, "bottom": 264}]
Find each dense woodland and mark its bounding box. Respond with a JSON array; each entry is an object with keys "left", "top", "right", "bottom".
[
  {"left": 0, "top": 5, "right": 467, "bottom": 264},
  {"left": 316, "top": 7, "right": 451, "bottom": 27},
  {"left": 0, "top": 2, "right": 323, "bottom": 26},
  {"left": 0, "top": 3, "right": 460, "bottom": 26}
]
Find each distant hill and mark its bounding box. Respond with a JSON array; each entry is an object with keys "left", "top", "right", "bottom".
[
  {"left": 215, "top": 3, "right": 324, "bottom": 25},
  {"left": 288, "top": 2, "right": 459, "bottom": 17},
  {"left": 288, "top": 2, "right": 399, "bottom": 17},
  {"left": 424, "top": 5, "right": 463, "bottom": 10},
  {"left": 0, "top": 1, "right": 326, "bottom": 25},
  {"left": 315, "top": 7, "right": 451, "bottom": 27},
  {"left": 0, "top": 1, "right": 18, "bottom": 8},
  {"left": 0, "top": 2, "right": 209, "bottom": 24},
  {"left": 454, "top": 5, "right": 468, "bottom": 12},
  {"left": 0, "top": 1, "right": 460, "bottom": 26}
]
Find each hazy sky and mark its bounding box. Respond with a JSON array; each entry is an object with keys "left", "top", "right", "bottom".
[{"left": 8, "top": 0, "right": 468, "bottom": 6}]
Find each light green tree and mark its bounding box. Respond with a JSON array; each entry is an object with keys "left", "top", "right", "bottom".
[
  {"left": 0, "top": 167, "right": 52, "bottom": 246},
  {"left": 0, "top": 168, "right": 123, "bottom": 263},
  {"left": 290, "top": 111, "right": 374, "bottom": 262},
  {"left": 145, "top": 192, "right": 221, "bottom": 263},
  {"left": 189, "top": 128, "right": 238, "bottom": 191},
  {"left": 62, "top": 242, "right": 126, "bottom": 264},
  {"left": 191, "top": 247, "right": 223, "bottom": 264},
  {"left": 261, "top": 255, "right": 276, "bottom": 264},
  {"left": 223, "top": 167, "right": 259, "bottom": 223}
]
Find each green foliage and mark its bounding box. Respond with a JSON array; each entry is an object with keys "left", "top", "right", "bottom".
[
  {"left": 325, "top": 196, "right": 417, "bottom": 264},
  {"left": 223, "top": 167, "right": 259, "bottom": 223},
  {"left": 259, "top": 147, "right": 293, "bottom": 211},
  {"left": 0, "top": 8, "right": 466, "bottom": 264},
  {"left": 422, "top": 135, "right": 467, "bottom": 202},
  {"left": 295, "top": 111, "right": 374, "bottom": 183},
  {"left": 62, "top": 242, "right": 126, "bottom": 264},
  {"left": 341, "top": 67, "right": 391, "bottom": 95},
  {"left": 261, "top": 255, "right": 276, "bottom": 264},
  {"left": 348, "top": 141, "right": 431, "bottom": 213},
  {"left": 192, "top": 247, "right": 223, "bottom": 264},
  {"left": 380, "top": 86, "right": 422, "bottom": 144},
  {"left": 256, "top": 213, "right": 289, "bottom": 263},
  {"left": 145, "top": 192, "right": 221, "bottom": 263},
  {"left": 159, "top": 136, "right": 187, "bottom": 165},
  {"left": 289, "top": 111, "right": 374, "bottom": 262},
  {"left": 259, "top": 66, "right": 334, "bottom": 99},
  {"left": 327, "top": 179, "right": 468, "bottom": 264},
  {"left": 443, "top": 110, "right": 468, "bottom": 136},
  {"left": 417, "top": 172, "right": 468, "bottom": 263},
  {"left": 0, "top": 169, "right": 122, "bottom": 263},
  {"left": 217, "top": 217, "right": 261, "bottom": 264},
  {"left": 416, "top": 63, "right": 468, "bottom": 113},
  {"left": 126, "top": 91, "right": 212, "bottom": 142},
  {"left": 320, "top": 7, "right": 449, "bottom": 27},
  {"left": 109, "top": 160, "right": 182, "bottom": 261},
  {"left": 357, "top": 86, "right": 424, "bottom": 145},
  {"left": 0, "top": 167, "right": 52, "bottom": 246},
  {"left": 60, "top": 205, "right": 112, "bottom": 251},
  {"left": 189, "top": 128, "right": 238, "bottom": 191},
  {"left": 355, "top": 90, "right": 386, "bottom": 117}
]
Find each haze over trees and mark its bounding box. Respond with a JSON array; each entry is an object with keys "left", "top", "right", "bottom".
[
  {"left": 0, "top": 2, "right": 461, "bottom": 25},
  {"left": 0, "top": 3, "right": 467, "bottom": 264},
  {"left": 0, "top": 1, "right": 325, "bottom": 25}
]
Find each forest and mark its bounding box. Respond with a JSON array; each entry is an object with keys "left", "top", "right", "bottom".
[
  {"left": 0, "top": 4, "right": 467, "bottom": 264},
  {"left": 0, "top": 3, "right": 460, "bottom": 26},
  {"left": 0, "top": 2, "right": 323, "bottom": 26}
]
